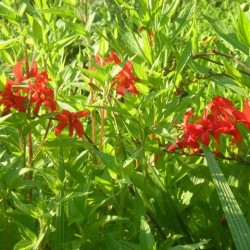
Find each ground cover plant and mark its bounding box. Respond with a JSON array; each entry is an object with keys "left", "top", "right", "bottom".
[{"left": 0, "top": 0, "right": 250, "bottom": 249}]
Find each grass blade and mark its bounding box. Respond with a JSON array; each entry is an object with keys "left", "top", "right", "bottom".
[{"left": 202, "top": 145, "right": 250, "bottom": 250}]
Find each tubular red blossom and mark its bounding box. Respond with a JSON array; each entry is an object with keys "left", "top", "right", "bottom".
[
  {"left": 13, "top": 60, "right": 38, "bottom": 84},
  {"left": 233, "top": 99, "right": 250, "bottom": 130},
  {"left": 28, "top": 73, "right": 56, "bottom": 114},
  {"left": 206, "top": 96, "right": 237, "bottom": 118},
  {"left": 104, "top": 51, "right": 121, "bottom": 64},
  {"left": 114, "top": 61, "right": 139, "bottom": 96},
  {"left": 0, "top": 59, "right": 55, "bottom": 115},
  {"left": 95, "top": 51, "right": 139, "bottom": 96},
  {"left": 167, "top": 96, "right": 247, "bottom": 154},
  {"left": 55, "top": 109, "right": 90, "bottom": 137},
  {"left": 95, "top": 51, "right": 121, "bottom": 66},
  {"left": 0, "top": 80, "right": 27, "bottom": 115}
]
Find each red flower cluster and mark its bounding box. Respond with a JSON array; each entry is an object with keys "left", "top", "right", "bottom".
[
  {"left": 55, "top": 109, "right": 90, "bottom": 137},
  {"left": 167, "top": 96, "right": 250, "bottom": 154},
  {"left": 0, "top": 59, "right": 89, "bottom": 138},
  {"left": 0, "top": 59, "right": 56, "bottom": 115},
  {"left": 95, "top": 51, "right": 139, "bottom": 96}
]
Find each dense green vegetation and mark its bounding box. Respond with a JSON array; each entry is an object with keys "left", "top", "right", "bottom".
[{"left": 0, "top": 0, "right": 250, "bottom": 249}]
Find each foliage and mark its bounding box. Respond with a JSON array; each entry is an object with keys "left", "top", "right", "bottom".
[{"left": 0, "top": 0, "right": 250, "bottom": 249}]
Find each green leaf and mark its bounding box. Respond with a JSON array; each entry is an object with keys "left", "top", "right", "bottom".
[
  {"left": 164, "top": 0, "right": 181, "bottom": 19},
  {"left": 176, "top": 41, "right": 192, "bottom": 75},
  {"left": 93, "top": 149, "right": 119, "bottom": 168},
  {"left": 236, "top": 7, "right": 250, "bottom": 48},
  {"left": 86, "top": 12, "right": 95, "bottom": 32},
  {"left": 0, "top": 2, "right": 18, "bottom": 21},
  {"left": 169, "top": 240, "right": 209, "bottom": 250},
  {"left": 14, "top": 226, "right": 37, "bottom": 250},
  {"left": 140, "top": 216, "right": 156, "bottom": 250},
  {"left": 0, "top": 38, "right": 19, "bottom": 50},
  {"left": 65, "top": 22, "right": 86, "bottom": 36},
  {"left": 53, "top": 35, "right": 77, "bottom": 51},
  {"left": 11, "top": 192, "right": 41, "bottom": 219},
  {"left": 121, "top": 31, "right": 144, "bottom": 61},
  {"left": 223, "top": 61, "right": 250, "bottom": 89},
  {"left": 202, "top": 145, "right": 250, "bottom": 250},
  {"left": 134, "top": 191, "right": 146, "bottom": 222},
  {"left": 32, "top": 18, "right": 43, "bottom": 42},
  {"left": 203, "top": 15, "right": 249, "bottom": 54},
  {"left": 0, "top": 50, "right": 14, "bottom": 64},
  {"left": 22, "top": 112, "right": 59, "bottom": 136},
  {"left": 0, "top": 113, "right": 12, "bottom": 123},
  {"left": 36, "top": 7, "right": 75, "bottom": 17},
  {"left": 104, "top": 234, "right": 122, "bottom": 250},
  {"left": 140, "top": 30, "right": 152, "bottom": 64},
  {"left": 171, "top": 2, "right": 196, "bottom": 39},
  {"left": 135, "top": 82, "right": 149, "bottom": 95},
  {"left": 132, "top": 61, "right": 148, "bottom": 81},
  {"left": 78, "top": 67, "right": 108, "bottom": 84},
  {"left": 210, "top": 76, "right": 247, "bottom": 96}
]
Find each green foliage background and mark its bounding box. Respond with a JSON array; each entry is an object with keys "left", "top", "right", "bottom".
[{"left": 0, "top": 0, "right": 250, "bottom": 249}]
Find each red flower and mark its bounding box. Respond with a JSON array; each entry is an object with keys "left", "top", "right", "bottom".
[
  {"left": 0, "top": 80, "right": 27, "bottom": 115},
  {"left": 0, "top": 59, "right": 56, "bottom": 115},
  {"left": 95, "top": 51, "right": 139, "bottom": 95},
  {"left": 115, "top": 61, "right": 139, "bottom": 96},
  {"left": 55, "top": 109, "right": 90, "bottom": 137},
  {"left": 167, "top": 110, "right": 210, "bottom": 152},
  {"left": 28, "top": 70, "right": 56, "bottom": 114},
  {"left": 204, "top": 97, "right": 241, "bottom": 151},
  {"left": 167, "top": 96, "right": 243, "bottom": 154},
  {"left": 12, "top": 59, "right": 38, "bottom": 84},
  {"left": 29, "top": 84, "right": 56, "bottom": 114},
  {"left": 205, "top": 96, "right": 238, "bottom": 120},
  {"left": 234, "top": 99, "right": 250, "bottom": 130},
  {"left": 104, "top": 51, "right": 121, "bottom": 64},
  {"left": 95, "top": 51, "right": 121, "bottom": 67}
]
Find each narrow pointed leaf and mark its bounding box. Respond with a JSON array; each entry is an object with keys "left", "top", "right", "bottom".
[{"left": 202, "top": 145, "right": 250, "bottom": 250}]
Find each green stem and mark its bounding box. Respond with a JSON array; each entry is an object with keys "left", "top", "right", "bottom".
[
  {"left": 79, "top": 0, "right": 97, "bottom": 163},
  {"left": 56, "top": 137, "right": 66, "bottom": 250},
  {"left": 33, "top": 119, "right": 53, "bottom": 160},
  {"left": 23, "top": 40, "right": 34, "bottom": 201}
]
